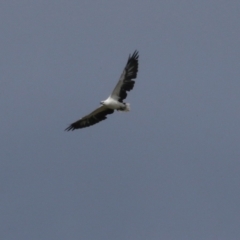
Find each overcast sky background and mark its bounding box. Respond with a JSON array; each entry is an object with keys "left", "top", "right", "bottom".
[{"left": 1, "top": 1, "right": 240, "bottom": 239}]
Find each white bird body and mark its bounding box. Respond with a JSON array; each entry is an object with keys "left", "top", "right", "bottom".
[{"left": 101, "top": 97, "right": 129, "bottom": 111}]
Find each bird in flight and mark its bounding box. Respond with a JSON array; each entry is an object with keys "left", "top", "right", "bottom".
[{"left": 65, "top": 50, "right": 139, "bottom": 131}]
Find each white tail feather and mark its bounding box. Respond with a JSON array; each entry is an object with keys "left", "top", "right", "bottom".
[{"left": 124, "top": 103, "right": 130, "bottom": 112}]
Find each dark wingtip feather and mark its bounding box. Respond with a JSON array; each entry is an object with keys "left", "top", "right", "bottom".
[
  {"left": 132, "top": 50, "right": 139, "bottom": 59},
  {"left": 65, "top": 125, "right": 75, "bottom": 131}
]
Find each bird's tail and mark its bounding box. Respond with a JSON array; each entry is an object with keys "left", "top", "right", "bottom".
[{"left": 124, "top": 103, "right": 130, "bottom": 112}]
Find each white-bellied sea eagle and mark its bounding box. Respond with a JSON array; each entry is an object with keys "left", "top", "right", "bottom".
[{"left": 65, "top": 50, "right": 139, "bottom": 131}]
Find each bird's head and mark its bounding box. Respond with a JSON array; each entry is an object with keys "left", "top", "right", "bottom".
[{"left": 100, "top": 101, "right": 104, "bottom": 105}]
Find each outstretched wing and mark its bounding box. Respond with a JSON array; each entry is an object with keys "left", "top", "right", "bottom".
[
  {"left": 111, "top": 50, "right": 139, "bottom": 102},
  {"left": 65, "top": 106, "right": 114, "bottom": 131}
]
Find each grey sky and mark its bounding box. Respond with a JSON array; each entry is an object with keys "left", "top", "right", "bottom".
[{"left": 1, "top": 1, "right": 240, "bottom": 239}]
